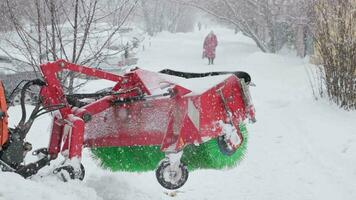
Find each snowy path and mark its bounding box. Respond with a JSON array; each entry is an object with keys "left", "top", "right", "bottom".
[
  {"left": 1, "top": 27, "right": 356, "bottom": 200},
  {"left": 137, "top": 28, "right": 356, "bottom": 200}
]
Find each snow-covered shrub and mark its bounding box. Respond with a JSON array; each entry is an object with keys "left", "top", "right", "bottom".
[{"left": 313, "top": 0, "right": 356, "bottom": 110}]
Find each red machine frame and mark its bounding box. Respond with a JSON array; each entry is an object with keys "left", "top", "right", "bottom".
[
  {"left": 0, "top": 59, "right": 256, "bottom": 189},
  {"left": 39, "top": 60, "right": 255, "bottom": 162}
]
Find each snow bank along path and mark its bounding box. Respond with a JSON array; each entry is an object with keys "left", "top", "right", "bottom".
[{"left": 1, "top": 27, "right": 355, "bottom": 200}]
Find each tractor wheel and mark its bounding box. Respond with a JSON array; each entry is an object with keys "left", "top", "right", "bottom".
[
  {"left": 217, "top": 135, "right": 237, "bottom": 156},
  {"left": 155, "top": 160, "right": 188, "bottom": 190},
  {"left": 54, "top": 163, "right": 85, "bottom": 182}
]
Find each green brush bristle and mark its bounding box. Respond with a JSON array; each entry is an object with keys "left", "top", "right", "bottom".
[
  {"left": 91, "top": 123, "right": 248, "bottom": 172},
  {"left": 91, "top": 145, "right": 164, "bottom": 171},
  {"left": 182, "top": 123, "right": 248, "bottom": 170}
]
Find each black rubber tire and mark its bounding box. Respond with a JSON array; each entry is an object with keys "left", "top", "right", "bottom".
[
  {"left": 76, "top": 163, "right": 85, "bottom": 181},
  {"left": 217, "top": 135, "right": 237, "bottom": 156},
  {"left": 155, "top": 160, "right": 188, "bottom": 190}
]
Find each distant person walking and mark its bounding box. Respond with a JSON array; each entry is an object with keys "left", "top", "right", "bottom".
[{"left": 203, "top": 31, "right": 218, "bottom": 65}]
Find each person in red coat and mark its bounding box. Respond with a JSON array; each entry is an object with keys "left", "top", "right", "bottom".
[{"left": 203, "top": 31, "right": 218, "bottom": 65}]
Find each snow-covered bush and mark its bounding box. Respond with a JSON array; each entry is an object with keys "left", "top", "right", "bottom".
[{"left": 312, "top": 0, "right": 355, "bottom": 110}]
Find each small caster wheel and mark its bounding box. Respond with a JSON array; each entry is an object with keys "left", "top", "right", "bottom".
[
  {"left": 54, "top": 163, "right": 85, "bottom": 182},
  {"left": 155, "top": 160, "right": 188, "bottom": 190},
  {"left": 217, "top": 135, "right": 238, "bottom": 156}
]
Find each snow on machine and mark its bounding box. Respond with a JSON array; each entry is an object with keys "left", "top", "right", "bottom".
[{"left": 0, "top": 60, "right": 256, "bottom": 189}]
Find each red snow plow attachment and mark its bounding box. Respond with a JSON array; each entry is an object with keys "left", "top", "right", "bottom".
[
  {"left": 0, "top": 60, "right": 256, "bottom": 190},
  {"left": 38, "top": 60, "right": 255, "bottom": 159}
]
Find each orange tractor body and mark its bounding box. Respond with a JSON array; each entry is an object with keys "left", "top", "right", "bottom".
[{"left": 0, "top": 81, "right": 8, "bottom": 148}]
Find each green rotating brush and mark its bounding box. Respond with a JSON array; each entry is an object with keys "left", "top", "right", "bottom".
[{"left": 91, "top": 123, "right": 248, "bottom": 172}]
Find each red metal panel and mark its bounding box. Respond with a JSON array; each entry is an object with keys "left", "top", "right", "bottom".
[
  {"left": 199, "top": 75, "right": 246, "bottom": 138},
  {"left": 48, "top": 115, "right": 64, "bottom": 159},
  {"left": 83, "top": 98, "right": 173, "bottom": 147},
  {"left": 68, "top": 116, "right": 85, "bottom": 159}
]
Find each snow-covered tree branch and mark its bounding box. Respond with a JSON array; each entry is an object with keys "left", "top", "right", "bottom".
[{"left": 0, "top": 0, "right": 138, "bottom": 93}]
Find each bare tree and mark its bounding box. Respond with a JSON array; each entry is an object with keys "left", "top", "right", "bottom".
[
  {"left": 138, "top": 0, "right": 196, "bottom": 36},
  {"left": 0, "top": 0, "right": 138, "bottom": 93},
  {"left": 181, "top": 0, "right": 313, "bottom": 54}
]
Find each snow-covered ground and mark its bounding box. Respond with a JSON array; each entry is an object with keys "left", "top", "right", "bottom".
[{"left": 1, "top": 27, "right": 355, "bottom": 200}]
